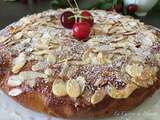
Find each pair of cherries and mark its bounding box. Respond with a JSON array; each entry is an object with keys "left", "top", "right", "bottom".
[{"left": 60, "top": 11, "right": 94, "bottom": 41}]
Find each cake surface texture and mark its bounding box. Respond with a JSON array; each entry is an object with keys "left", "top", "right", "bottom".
[{"left": 0, "top": 9, "right": 160, "bottom": 118}]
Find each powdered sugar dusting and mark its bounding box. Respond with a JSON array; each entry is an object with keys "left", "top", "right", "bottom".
[{"left": 0, "top": 8, "right": 159, "bottom": 102}]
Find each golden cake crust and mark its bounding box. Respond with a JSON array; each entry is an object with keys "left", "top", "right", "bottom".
[{"left": 0, "top": 9, "right": 160, "bottom": 118}]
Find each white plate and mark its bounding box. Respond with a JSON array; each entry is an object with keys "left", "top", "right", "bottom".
[{"left": 0, "top": 90, "right": 160, "bottom": 120}]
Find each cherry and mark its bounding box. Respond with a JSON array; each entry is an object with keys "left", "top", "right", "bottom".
[
  {"left": 81, "top": 11, "right": 94, "bottom": 27},
  {"left": 60, "top": 11, "right": 75, "bottom": 29},
  {"left": 127, "top": 4, "right": 138, "bottom": 14},
  {"left": 73, "top": 22, "right": 91, "bottom": 41}
]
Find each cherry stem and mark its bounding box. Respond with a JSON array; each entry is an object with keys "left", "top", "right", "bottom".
[
  {"left": 73, "top": 0, "right": 80, "bottom": 11},
  {"left": 68, "top": 15, "right": 75, "bottom": 19},
  {"left": 68, "top": 15, "right": 92, "bottom": 20},
  {"left": 66, "top": 0, "right": 74, "bottom": 8}
]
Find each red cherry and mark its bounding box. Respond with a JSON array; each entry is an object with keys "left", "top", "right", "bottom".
[
  {"left": 73, "top": 22, "right": 91, "bottom": 41},
  {"left": 127, "top": 4, "right": 138, "bottom": 14},
  {"left": 60, "top": 11, "right": 75, "bottom": 29},
  {"left": 81, "top": 11, "right": 94, "bottom": 27}
]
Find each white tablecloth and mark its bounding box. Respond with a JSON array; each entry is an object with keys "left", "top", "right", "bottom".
[{"left": 0, "top": 90, "right": 160, "bottom": 120}]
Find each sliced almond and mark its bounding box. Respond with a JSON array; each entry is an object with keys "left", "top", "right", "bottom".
[
  {"left": 35, "top": 42, "right": 48, "bottom": 50},
  {"left": 33, "top": 50, "right": 51, "bottom": 55},
  {"left": 83, "top": 49, "right": 91, "bottom": 57},
  {"left": 131, "top": 66, "right": 156, "bottom": 87},
  {"left": 76, "top": 76, "right": 86, "bottom": 94},
  {"left": 7, "top": 75, "right": 24, "bottom": 87},
  {"left": 52, "top": 79, "right": 67, "bottom": 97},
  {"left": 27, "top": 31, "right": 35, "bottom": 37},
  {"left": 8, "top": 71, "right": 47, "bottom": 88},
  {"left": 86, "top": 38, "right": 99, "bottom": 48},
  {"left": 125, "top": 64, "right": 143, "bottom": 77},
  {"left": 93, "top": 45, "right": 114, "bottom": 52},
  {"left": 22, "top": 38, "right": 31, "bottom": 43},
  {"left": 107, "top": 83, "right": 138, "bottom": 99},
  {"left": 32, "top": 61, "right": 48, "bottom": 71},
  {"left": 109, "top": 26, "right": 124, "bottom": 34},
  {"left": 14, "top": 32, "right": 23, "bottom": 39},
  {"left": 44, "top": 68, "right": 52, "bottom": 76},
  {"left": 19, "top": 71, "right": 48, "bottom": 80},
  {"left": 47, "top": 54, "right": 56, "bottom": 64},
  {"left": 66, "top": 79, "right": 81, "bottom": 98},
  {"left": 96, "top": 52, "right": 105, "bottom": 65},
  {"left": 28, "top": 55, "right": 44, "bottom": 61},
  {"left": 122, "top": 22, "right": 135, "bottom": 32},
  {"left": 91, "top": 88, "right": 106, "bottom": 104},
  {"left": 130, "top": 56, "right": 142, "bottom": 63},
  {"left": 110, "top": 41, "right": 128, "bottom": 48},
  {"left": 40, "top": 38, "right": 49, "bottom": 45},
  {"left": 89, "top": 53, "right": 97, "bottom": 65},
  {"left": 82, "top": 50, "right": 91, "bottom": 64},
  {"left": 128, "top": 21, "right": 137, "bottom": 27},
  {"left": 8, "top": 88, "right": 23, "bottom": 96},
  {"left": 12, "top": 53, "right": 26, "bottom": 73},
  {"left": 0, "top": 36, "right": 8, "bottom": 43},
  {"left": 25, "top": 79, "right": 36, "bottom": 88},
  {"left": 104, "top": 24, "right": 113, "bottom": 33},
  {"left": 93, "top": 24, "right": 112, "bottom": 35},
  {"left": 123, "top": 31, "right": 136, "bottom": 35},
  {"left": 42, "top": 31, "right": 52, "bottom": 40}
]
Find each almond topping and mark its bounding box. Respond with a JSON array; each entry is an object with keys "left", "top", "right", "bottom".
[
  {"left": 12, "top": 53, "right": 26, "bottom": 73},
  {"left": 66, "top": 79, "right": 81, "bottom": 98},
  {"left": 33, "top": 50, "right": 51, "bottom": 55},
  {"left": 14, "top": 32, "right": 23, "bottom": 39},
  {"left": 125, "top": 64, "right": 143, "bottom": 77},
  {"left": 44, "top": 68, "right": 52, "bottom": 76},
  {"left": 0, "top": 36, "right": 8, "bottom": 43},
  {"left": 131, "top": 66, "right": 156, "bottom": 87},
  {"left": 19, "top": 71, "right": 48, "bottom": 80},
  {"left": 107, "top": 83, "right": 138, "bottom": 99},
  {"left": 91, "top": 88, "right": 106, "bottom": 104},
  {"left": 35, "top": 43, "right": 48, "bottom": 50},
  {"left": 89, "top": 53, "right": 97, "bottom": 65},
  {"left": 76, "top": 76, "right": 86, "bottom": 94},
  {"left": 52, "top": 79, "right": 67, "bottom": 97},
  {"left": 8, "top": 88, "right": 23, "bottom": 96},
  {"left": 32, "top": 61, "right": 48, "bottom": 71},
  {"left": 7, "top": 75, "right": 24, "bottom": 87},
  {"left": 47, "top": 54, "right": 56, "bottom": 64},
  {"left": 25, "top": 79, "right": 36, "bottom": 88},
  {"left": 96, "top": 52, "right": 105, "bottom": 65}
]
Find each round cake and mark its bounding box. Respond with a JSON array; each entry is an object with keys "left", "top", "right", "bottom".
[{"left": 0, "top": 9, "right": 160, "bottom": 118}]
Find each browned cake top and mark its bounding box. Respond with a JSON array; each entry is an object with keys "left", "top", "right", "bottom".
[{"left": 0, "top": 9, "right": 159, "bottom": 106}]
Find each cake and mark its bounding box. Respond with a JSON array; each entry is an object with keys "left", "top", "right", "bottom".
[{"left": 0, "top": 9, "right": 160, "bottom": 118}]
